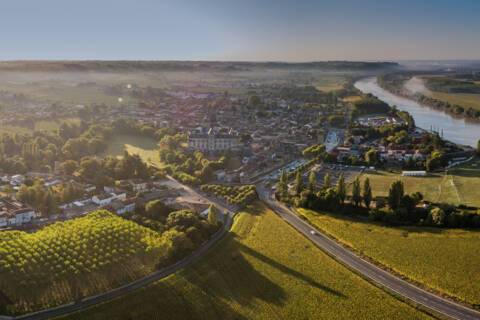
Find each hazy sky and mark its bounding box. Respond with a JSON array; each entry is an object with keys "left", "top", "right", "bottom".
[{"left": 1, "top": 0, "right": 479, "bottom": 61}]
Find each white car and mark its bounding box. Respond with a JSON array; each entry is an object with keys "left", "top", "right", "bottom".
[{"left": 310, "top": 230, "right": 317, "bottom": 235}]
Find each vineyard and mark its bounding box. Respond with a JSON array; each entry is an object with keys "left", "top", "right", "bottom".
[
  {"left": 0, "top": 210, "right": 168, "bottom": 315},
  {"left": 200, "top": 184, "right": 257, "bottom": 207}
]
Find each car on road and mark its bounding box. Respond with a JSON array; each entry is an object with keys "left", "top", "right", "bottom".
[{"left": 310, "top": 230, "right": 317, "bottom": 235}]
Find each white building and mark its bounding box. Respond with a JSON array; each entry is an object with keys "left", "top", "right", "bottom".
[
  {"left": 188, "top": 127, "right": 240, "bottom": 152},
  {"left": 92, "top": 192, "right": 127, "bottom": 206},
  {"left": 402, "top": 171, "right": 427, "bottom": 177},
  {"left": 0, "top": 199, "right": 36, "bottom": 227}
]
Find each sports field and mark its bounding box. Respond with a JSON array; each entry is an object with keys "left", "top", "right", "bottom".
[{"left": 359, "top": 158, "right": 480, "bottom": 207}]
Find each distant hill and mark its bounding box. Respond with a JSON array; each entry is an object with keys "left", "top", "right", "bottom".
[{"left": 0, "top": 60, "right": 399, "bottom": 72}]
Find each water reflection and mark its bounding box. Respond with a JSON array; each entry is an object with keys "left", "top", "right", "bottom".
[{"left": 354, "top": 77, "right": 480, "bottom": 147}]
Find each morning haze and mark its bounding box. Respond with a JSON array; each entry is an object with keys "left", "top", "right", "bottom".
[{"left": 0, "top": 1, "right": 479, "bottom": 320}]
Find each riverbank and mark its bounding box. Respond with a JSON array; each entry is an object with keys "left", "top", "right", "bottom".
[{"left": 354, "top": 77, "right": 480, "bottom": 148}]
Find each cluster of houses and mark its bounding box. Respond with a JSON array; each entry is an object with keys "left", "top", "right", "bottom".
[{"left": 0, "top": 175, "right": 168, "bottom": 229}]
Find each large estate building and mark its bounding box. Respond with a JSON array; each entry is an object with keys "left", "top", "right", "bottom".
[{"left": 188, "top": 127, "right": 240, "bottom": 152}]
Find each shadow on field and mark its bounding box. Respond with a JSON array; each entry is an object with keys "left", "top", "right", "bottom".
[{"left": 235, "top": 240, "right": 346, "bottom": 298}]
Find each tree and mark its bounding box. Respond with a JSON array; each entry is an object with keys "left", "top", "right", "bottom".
[
  {"left": 323, "top": 173, "right": 331, "bottom": 189},
  {"left": 336, "top": 174, "right": 346, "bottom": 204},
  {"left": 363, "top": 178, "right": 372, "bottom": 209},
  {"left": 207, "top": 204, "right": 218, "bottom": 225},
  {"left": 388, "top": 180, "right": 404, "bottom": 210},
  {"left": 477, "top": 139, "right": 480, "bottom": 155},
  {"left": 308, "top": 170, "right": 316, "bottom": 192},
  {"left": 277, "top": 169, "right": 288, "bottom": 196},
  {"left": 426, "top": 150, "right": 444, "bottom": 171},
  {"left": 351, "top": 177, "right": 362, "bottom": 207},
  {"left": 294, "top": 171, "right": 304, "bottom": 195},
  {"left": 145, "top": 199, "right": 170, "bottom": 221},
  {"left": 365, "top": 149, "right": 378, "bottom": 167},
  {"left": 429, "top": 207, "right": 445, "bottom": 226},
  {"left": 248, "top": 95, "right": 261, "bottom": 107},
  {"left": 59, "top": 160, "right": 78, "bottom": 176}
]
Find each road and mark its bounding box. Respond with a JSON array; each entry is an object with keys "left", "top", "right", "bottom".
[
  {"left": 257, "top": 185, "right": 480, "bottom": 320},
  {"left": 8, "top": 179, "right": 235, "bottom": 320}
]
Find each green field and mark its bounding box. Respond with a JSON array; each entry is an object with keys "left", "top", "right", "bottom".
[
  {"left": 298, "top": 208, "right": 480, "bottom": 306},
  {"left": 359, "top": 158, "right": 480, "bottom": 207},
  {"left": 63, "top": 204, "right": 431, "bottom": 320},
  {"left": 102, "top": 134, "right": 164, "bottom": 168},
  {"left": 0, "top": 117, "right": 81, "bottom": 135},
  {"left": 431, "top": 91, "right": 480, "bottom": 111},
  {"left": 0, "top": 211, "right": 165, "bottom": 314}
]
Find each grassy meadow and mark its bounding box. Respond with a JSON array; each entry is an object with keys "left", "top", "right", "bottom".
[
  {"left": 359, "top": 158, "right": 480, "bottom": 207},
  {"left": 297, "top": 208, "right": 480, "bottom": 306},
  {"left": 313, "top": 75, "right": 346, "bottom": 92},
  {"left": 0, "top": 211, "right": 165, "bottom": 315},
  {"left": 101, "top": 134, "right": 164, "bottom": 168},
  {"left": 431, "top": 91, "right": 480, "bottom": 111},
  {"left": 63, "top": 204, "right": 431, "bottom": 320}
]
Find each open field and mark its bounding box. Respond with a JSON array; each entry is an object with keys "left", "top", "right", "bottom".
[
  {"left": 0, "top": 211, "right": 164, "bottom": 315},
  {"left": 342, "top": 95, "right": 362, "bottom": 103},
  {"left": 297, "top": 208, "right": 480, "bottom": 306},
  {"left": 431, "top": 91, "right": 480, "bottom": 111},
  {"left": 0, "top": 117, "right": 81, "bottom": 135},
  {"left": 101, "top": 134, "right": 164, "bottom": 168},
  {"left": 313, "top": 75, "right": 346, "bottom": 92},
  {"left": 0, "top": 69, "right": 355, "bottom": 106},
  {"left": 359, "top": 158, "right": 480, "bottom": 207},
  {"left": 63, "top": 204, "right": 431, "bottom": 320}
]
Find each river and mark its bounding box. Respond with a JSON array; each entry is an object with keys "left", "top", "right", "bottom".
[{"left": 354, "top": 77, "right": 480, "bottom": 147}]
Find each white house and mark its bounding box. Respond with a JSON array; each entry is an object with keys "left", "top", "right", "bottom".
[
  {"left": 0, "top": 199, "right": 36, "bottom": 227},
  {"left": 92, "top": 192, "right": 127, "bottom": 206},
  {"left": 402, "top": 171, "right": 427, "bottom": 177},
  {"left": 10, "top": 174, "right": 25, "bottom": 186}
]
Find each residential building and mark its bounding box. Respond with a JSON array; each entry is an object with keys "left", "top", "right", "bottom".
[
  {"left": 92, "top": 191, "right": 127, "bottom": 206},
  {"left": 0, "top": 199, "right": 36, "bottom": 227}
]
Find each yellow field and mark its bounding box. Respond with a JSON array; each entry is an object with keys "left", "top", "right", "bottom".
[
  {"left": 313, "top": 76, "right": 346, "bottom": 92},
  {"left": 101, "top": 134, "right": 164, "bottom": 168},
  {"left": 298, "top": 208, "right": 480, "bottom": 306},
  {"left": 431, "top": 91, "right": 480, "bottom": 111},
  {"left": 359, "top": 159, "right": 480, "bottom": 207},
  {"left": 342, "top": 95, "right": 362, "bottom": 103},
  {"left": 63, "top": 204, "right": 431, "bottom": 320}
]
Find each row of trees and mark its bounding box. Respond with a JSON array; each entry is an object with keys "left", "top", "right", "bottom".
[
  {"left": 200, "top": 184, "right": 257, "bottom": 207},
  {"left": 278, "top": 169, "right": 480, "bottom": 228}
]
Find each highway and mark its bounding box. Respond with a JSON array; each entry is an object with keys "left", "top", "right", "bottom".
[{"left": 257, "top": 184, "right": 480, "bottom": 320}]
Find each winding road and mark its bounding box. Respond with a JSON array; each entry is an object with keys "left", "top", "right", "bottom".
[
  {"left": 5, "top": 175, "right": 480, "bottom": 320},
  {"left": 5, "top": 178, "right": 235, "bottom": 320},
  {"left": 257, "top": 184, "right": 480, "bottom": 320}
]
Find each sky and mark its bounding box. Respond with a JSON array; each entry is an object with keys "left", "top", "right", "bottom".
[{"left": 0, "top": 0, "right": 479, "bottom": 61}]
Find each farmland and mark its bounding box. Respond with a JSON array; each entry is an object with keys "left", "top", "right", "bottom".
[
  {"left": 313, "top": 75, "right": 347, "bottom": 92},
  {"left": 63, "top": 204, "right": 431, "bottom": 320},
  {"left": 431, "top": 91, "right": 480, "bottom": 111},
  {"left": 0, "top": 210, "right": 166, "bottom": 315},
  {"left": 297, "top": 208, "right": 480, "bottom": 306},
  {"left": 358, "top": 158, "right": 480, "bottom": 207}
]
